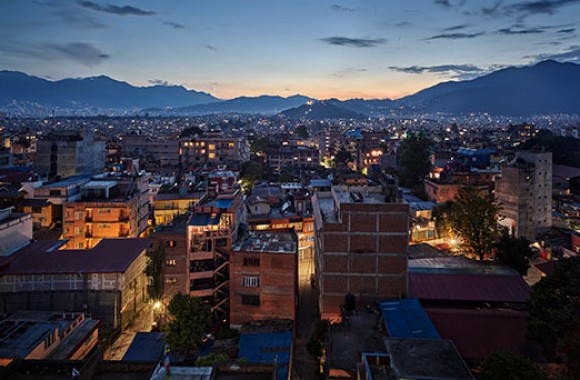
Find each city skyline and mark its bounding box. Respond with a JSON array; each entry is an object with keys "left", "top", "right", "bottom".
[{"left": 2, "top": 0, "right": 580, "bottom": 100}]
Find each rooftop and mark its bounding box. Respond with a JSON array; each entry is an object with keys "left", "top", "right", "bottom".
[
  {"left": 238, "top": 331, "right": 292, "bottom": 380},
  {"left": 232, "top": 230, "right": 296, "bottom": 254},
  {"left": 379, "top": 299, "right": 440, "bottom": 340}
]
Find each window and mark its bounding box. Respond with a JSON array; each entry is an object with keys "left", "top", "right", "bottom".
[
  {"left": 243, "top": 257, "right": 260, "bottom": 267},
  {"left": 166, "top": 259, "right": 177, "bottom": 266},
  {"left": 98, "top": 209, "right": 111, "bottom": 214},
  {"left": 166, "top": 240, "right": 177, "bottom": 248},
  {"left": 165, "top": 277, "right": 177, "bottom": 284},
  {"left": 74, "top": 211, "right": 83, "bottom": 220},
  {"left": 242, "top": 276, "right": 260, "bottom": 287},
  {"left": 76, "top": 241, "right": 84, "bottom": 249},
  {"left": 241, "top": 294, "right": 260, "bottom": 306}
]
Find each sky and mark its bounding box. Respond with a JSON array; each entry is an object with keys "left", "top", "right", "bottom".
[{"left": 1, "top": 0, "right": 580, "bottom": 100}]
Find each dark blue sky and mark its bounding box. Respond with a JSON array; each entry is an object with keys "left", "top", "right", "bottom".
[{"left": 1, "top": 0, "right": 579, "bottom": 99}]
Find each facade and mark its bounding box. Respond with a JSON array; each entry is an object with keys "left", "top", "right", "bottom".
[
  {"left": 0, "top": 238, "right": 150, "bottom": 332},
  {"left": 266, "top": 146, "right": 320, "bottom": 171},
  {"left": 121, "top": 135, "right": 180, "bottom": 167},
  {"left": 229, "top": 230, "right": 298, "bottom": 328},
  {"left": 0, "top": 311, "right": 99, "bottom": 360},
  {"left": 181, "top": 131, "right": 249, "bottom": 167},
  {"left": 0, "top": 207, "right": 32, "bottom": 256},
  {"left": 495, "top": 151, "right": 552, "bottom": 240},
  {"left": 312, "top": 184, "right": 409, "bottom": 322},
  {"left": 35, "top": 130, "right": 105, "bottom": 179},
  {"left": 62, "top": 174, "right": 150, "bottom": 249},
  {"left": 153, "top": 190, "right": 205, "bottom": 226}
]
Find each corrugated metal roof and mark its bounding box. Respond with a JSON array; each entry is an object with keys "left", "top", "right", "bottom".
[
  {"left": 122, "top": 332, "right": 166, "bottom": 362},
  {"left": 189, "top": 213, "right": 221, "bottom": 226},
  {"left": 426, "top": 308, "right": 529, "bottom": 360},
  {"left": 379, "top": 299, "right": 440, "bottom": 340},
  {"left": 409, "top": 272, "right": 531, "bottom": 303},
  {"left": 239, "top": 332, "right": 292, "bottom": 380},
  {"left": 212, "top": 198, "right": 234, "bottom": 209}
]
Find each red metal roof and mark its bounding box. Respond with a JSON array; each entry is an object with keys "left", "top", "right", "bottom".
[
  {"left": 1, "top": 238, "right": 151, "bottom": 275},
  {"left": 409, "top": 272, "right": 531, "bottom": 303},
  {"left": 426, "top": 308, "right": 529, "bottom": 360}
]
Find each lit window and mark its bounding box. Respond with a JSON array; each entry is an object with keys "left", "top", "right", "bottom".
[{"left": 242, "top": 276, "right": 260, "bottom": 287}]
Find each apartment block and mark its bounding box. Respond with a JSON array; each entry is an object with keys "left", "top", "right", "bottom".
[
  {"left": 229, "top": 230, "right": 298, "bottom": 328},
  {"left": 312, "top": 184, "right": 409, "bottom": 322},
  {"left": 181, "top": 131, "right": 249, "bottom": 167},
  {"left": 266, "top": 146, "right": 320, "bottom": 171}
]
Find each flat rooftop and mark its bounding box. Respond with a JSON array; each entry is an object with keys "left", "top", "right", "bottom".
[{"left": 232, "top": 231, "right": 296, "bottom": 254}]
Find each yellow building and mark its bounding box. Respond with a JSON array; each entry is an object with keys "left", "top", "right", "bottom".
[{"left": 153, "top": 191, "right": 205, "bottom": 226}]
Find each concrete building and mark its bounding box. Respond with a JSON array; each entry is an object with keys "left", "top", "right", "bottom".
[
  {"left": 35, "top": 130, "right": 105, "bottom": 179},
  {"left": 0, "top": 207, "right": 32, "bottom": 256},
  {"left": 312, "top": 184, "right": 409, "bottom": 322},
  {"left": 0, "top": 238, "right": 150, "bottom": 332},
  {"left": 62, "top": 173, "right": 150, "bottom": 249},
  {"left": 495, "top": 151, "right": 552, "bottom": 240},
  {"left": 181, "top": 131, "right": 249, "bottom": 167},
  {"left": 0, "top": 311, "right": 99, "bottom": 361},
  {"left": 121, "top": 135, "right": 180, "bottom": 168},
  {"left": 229, "top": 230, "right": 298, "bottom": 328},
  {"left": 153, "top": 190, "right": 205, "bottom": 226},
  {"left": 266, "top": 146, "right": 320, "bottom": 171}
]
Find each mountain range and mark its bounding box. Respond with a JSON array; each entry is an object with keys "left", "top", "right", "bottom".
[{"left": 1, "top": 60, "right": 580, "bottom": 117}]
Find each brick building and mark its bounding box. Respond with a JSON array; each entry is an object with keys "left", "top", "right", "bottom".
[
  {"left": 229, "top": 230, "right": 298, "bottom": 328},
  {"left": 312, "top": 184, "right": 409, "bottom": 322}
]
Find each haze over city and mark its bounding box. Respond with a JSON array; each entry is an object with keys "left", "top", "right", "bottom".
[{"left": 2, "top": 0, "right": 580, "bottom": 99}]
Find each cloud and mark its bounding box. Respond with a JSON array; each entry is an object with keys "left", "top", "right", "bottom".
[
  {"left": 482, "top": 1, "right": 502, "bottom": 15},
  {"left": 498, "top": 27, "right": 545, "bottom": 34},
  {"left": 442, "top": 24, "right": 470, "bottom": 31},
  {"left": 148, "top": 79, "right": 175, "bottom": 86},
  {"left": 424, "top": 32, "right": 484, "bottom": 40},
  {"left": 389, "top": 64, "right": 505, "bottom": 79},
  {"left": 557, "top": 28, "right": 576, "bottom": 33},
  {"left": 529, "top": 45, "right": 580, "bottom": 62},
  {"left": 48, "top": 42, "right": 111, "bottom": 66},
  {"left": 320, "top": 36, "right": 386, "bottom": 48},
  {"left": 77, "top": 1, "right": 155, "bottom": 16},
  {"left": 434, "top": 0, "right": 466, "bottom": 7},
  {"left": 205, "top": 45, "right": 218, "bottom": 51},
  {"left": 331, "top": 4, "right": 357, "bottom": 12},
  {"left": 508, "top": 0, "right": 580, "bottom": 15},
  {"left": 162, "top": 21, "right": 185, "bottom": 29},
  {"left": 395, "top": 21, "right": 410, "bottom": 27},
  {"left": 332, "top": 68, "right": 368, "bottom": 78}
]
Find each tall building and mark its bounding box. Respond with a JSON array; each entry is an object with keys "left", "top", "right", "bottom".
[
  {"left": 229, "top": 230, "right": 298, "bottom": 328},
  {"left": 180, "top": 130, "right": 249, "bottom": 167},
  {"left": 35, "top": 130, "right": 105, "bottom": 179},
  {"left": 62, "top": 173, "right": 150, "bottom": 249},
  {"left": 312, "top": 183, "right": 409, "bottom": 322},
  {"left": 495, "top": 151, "right": 552, "bottom": 240}
]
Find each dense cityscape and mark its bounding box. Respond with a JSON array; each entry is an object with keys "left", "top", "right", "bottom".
[{"left": 1, "top": 1, "right": 580, "bottom": 380}]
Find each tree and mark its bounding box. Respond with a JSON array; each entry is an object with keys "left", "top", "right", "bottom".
[
  {"left": 181, "top": 126, "right": 204, "bottom": 138},
  {"left": 164, "top": 293, "right": 212, "bottom": 356},
  {"left": 145, "top": 246, "right": 165, "bottom": 300},
  {"left": 478, "top": 351, "right": 544, "bottom": 380},
  {"left": 250, "top": 136, "right": 272, "bottom": 154},
  {"left": 240, "top": 160, "right": 263, "bottom": 191},
  {"left": 333, "top": 146, "right": 353, "bottom": 168},
  {"left": 528, "top": 257, "right": 580, "bottom": 376},
  {"left": 450, "top": 187, "right": 502, "bottom": 261},
  {"left": 494, "top": 233, "right": 532, "bottom": 275},
  {"left": 294, "top": 125, "right": 310, "bottom": 139},
  {"left": 432, "top": 201, "right": 455, "bottom": 240},
  {"left": 397, "top": 133, "right": 432, "bottom": 188}
]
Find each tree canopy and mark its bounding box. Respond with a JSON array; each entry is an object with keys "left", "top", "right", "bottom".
[
  {"left": 164, "top": 293, "right": 212, "bottom": 356},
  {"left": 240, "top": 160, "right": 263, "bottom": 191},
  {"left": 528, "top": 257, "right": 580, "bottom": 377},
  {"left": 477, "top": 351, "right": 544, "bottom": 380},
  {"left": 494, "top": 233, "right": 532, "bottom": 275},
  {"left": 450, "top": 187, "right": 503, "bottom": 260},
  {"left": 145, "top": 245, "right": 165, "bottom": 300},
  {"left": 432, "top": 201, "right": 455, "bottom": 240},
  {"left": 333, "top": 146, "right": 353, "bottom": 168},
  {"left": 294, "top": 125, "right": 310, "bottom": 139},
  {"left": 397, "top": 133, "right": 433, "bottom": 188},
  {"left": 520, "top": 129, "right": 580, "bottom": 168},
  {"left": 181, "top": 126, "right": 204, "bottom": 138}
]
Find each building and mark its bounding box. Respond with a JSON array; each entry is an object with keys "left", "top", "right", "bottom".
[
  {"left": 495, "top": 151, "right": 552, "bottom": 240},
  {"left": 266, "top": 146, "right": 320, "bottom": 171},
  {"left": 0, "top": 238, "right": 150, "bottom": 332},
  {"left": 312, "top": 184, "right": 409, "bottom": 322},
  {"left": 0, "top": 311, "right": 99, "bottom": 361},
  {"left": 62, "top": 173, "right": 150, "bottom": 249},
  {"left": 229, "top": 230, "right": 298, "bottom": 327},
  {"left": 121, "top": 135, "right": 180, "bottom": 168},
  {"left": 181, "top": 131, "right": 249, "bottom": 167},
  {"left": 35, "top": 130, "right": 105, "bottom": 179},
  {"left": 0, "top": 207, "right": 32, "bottom": 256},
  {"left": 153, "top": 189, "right": 205, "bottom": 226}
]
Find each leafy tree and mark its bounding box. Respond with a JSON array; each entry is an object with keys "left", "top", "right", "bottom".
[
  {"left": 398, "top": 133, "right": 433, "bottom": 188},
  {"left": 432, "top": 201, "right": 455, "bottom": 239},
  {"left": 164, "top": 293, "right": 212, "bottom": 356},
  {"left": 478, "top": 351, "right": 544, "bottom": 380},
  {"left": 494, "top": 233, "right": 532, "bottom": 275},
  {"left": 250, "top": 136, "right": 272, "bottom": 154},
  {"left": 145, "top": 246, "right": 165, "bottom": 300},
  {"left": 528, "top": 257, "right": 580, "bottom": 376},
  {"left": 181, "top": 126, "right": 204, "bottom": 138},
  {"left": 294, "top": 125, "right": 310, "bottom": 139},
  {"left": 333, "top": 146, "right": 353, "bottom": 168},
  {"left": 450, "top": 187, "right": 502, "bottom": 261},
  {"left": 195, "top": 353, "right": 228, "bottom": 367},
  {"left": 240, "top": 160, "right": 263, "bottom": 191},
  {"left": 520, "top": 129, "right": 580, "bottom": 168}
]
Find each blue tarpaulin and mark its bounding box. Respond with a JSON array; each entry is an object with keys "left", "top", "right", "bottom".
[{"left": 379, "top": 298, "right": 441, "bottom": 340}]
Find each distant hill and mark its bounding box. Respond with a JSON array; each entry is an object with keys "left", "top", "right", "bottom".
[
  {"left": 326, "top": 98, "right": 397, "bottom": 116},
  {"left": 153, "top": 94, "right": 313, "bottom": 115},
  {"left": 280, "top": 100, "right": 367, "bottom": 120},
  {"left": 0, "top": 71, "right": 218, "bottom": 116},
  {"left": 398, "top": 60, "right": 580, "bottom": 116}
]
